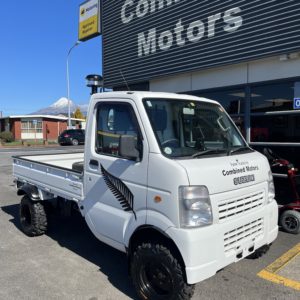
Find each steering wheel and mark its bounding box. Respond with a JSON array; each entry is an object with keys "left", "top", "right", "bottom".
[{"left": 161, "top": 139, "right": 180, "bottom": 148}]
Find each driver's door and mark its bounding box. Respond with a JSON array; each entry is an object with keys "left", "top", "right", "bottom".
[{"left": 83, "top": 100, "right": 148, "bottom": 249}]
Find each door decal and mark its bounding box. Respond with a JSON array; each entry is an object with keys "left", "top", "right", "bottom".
[{"left": 100, "top": 164, "right": 137, "bottom": 220}]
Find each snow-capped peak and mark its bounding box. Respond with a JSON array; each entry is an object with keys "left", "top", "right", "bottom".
[
  {"left": 51, "top": 97, "right": 73, "bottom": 108},
  {"left": 31, "top": 97, "right": 88, "bottom": 116}
]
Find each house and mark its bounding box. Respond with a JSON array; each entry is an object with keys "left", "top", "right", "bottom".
[{"left": 0, "top": 115, "right": 86, "bottom": 141}]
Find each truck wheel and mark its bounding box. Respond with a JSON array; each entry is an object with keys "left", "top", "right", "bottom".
[
  {"left": 130, "top": 243, "right": 195, "bottom": 300},
  {"left": 72, "top": 139, "right": 79, "bottom": 146},
  {"left": 19, "top": 195, "right": 47, "bottom": 236},
  {"left": 280, "top": 210, "right": 300, "bottom": 234}
]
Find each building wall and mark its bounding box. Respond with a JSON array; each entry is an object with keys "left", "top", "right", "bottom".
[
  {"left": 150, "top": 54, "right": 300, "bottom": 92},
  {"left": 43, "top": 119, "right": 67, "bottom": 141},
  {"left": 103, "top": 1, "right": 300, "bottom": 88},
  {"left": 11, "top": 119, "right": 21, "bottom": 140}
]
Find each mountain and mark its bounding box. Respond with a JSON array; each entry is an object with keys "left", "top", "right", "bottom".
[
  {"left": 50, "top": 97, "right": 72, "bottom": 109},
  {"left": 32, "top": 97, "right": 88, "bottom": 116}
]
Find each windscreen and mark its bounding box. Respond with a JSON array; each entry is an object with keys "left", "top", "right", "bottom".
[{"left": 144, "top": 98, "right": 249, "bottom": 158}]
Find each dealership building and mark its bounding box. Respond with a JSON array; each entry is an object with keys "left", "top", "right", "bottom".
[{"left": 102, "top": 0, "right": 300, "bottom": 166}]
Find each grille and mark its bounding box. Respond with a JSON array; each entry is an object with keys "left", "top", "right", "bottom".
[
  {"left": 218, "top": 191, "right": 264, "bottom": 222},
  {"left": 224, "top": 218, "right": 264, "bottom": 253}
]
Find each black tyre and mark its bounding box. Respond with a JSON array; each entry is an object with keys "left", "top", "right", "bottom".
[
  {"left": 19, "top": 195, "right": 47, "bottom": 236},
  {"left": 130, "top": 243, "right": 195, "bottom": 300},
  {"left": 280, "top": 210, "right": 300, "bottom": 234},
  {"left": 72, "top": 139, "right": 79, "bottom": 146}
]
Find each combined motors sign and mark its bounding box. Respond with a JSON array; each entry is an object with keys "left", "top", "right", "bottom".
[{"left": 79, "top": 0, "right": 101, "bottom": 42}]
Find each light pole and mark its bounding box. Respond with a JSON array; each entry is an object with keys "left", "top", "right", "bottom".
[{"left": 66, "top": 41, "right": 81, "bottom": 128}]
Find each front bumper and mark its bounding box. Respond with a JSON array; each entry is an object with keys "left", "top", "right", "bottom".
[{"left": 165, "top": 200, "right": 278, "bottom": 284}]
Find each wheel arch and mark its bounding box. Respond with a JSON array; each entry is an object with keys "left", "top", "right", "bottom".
[
  {"left": 127, "top": 225, "right": 187, "bottom": 280},
  {"left": 17, "top": 183, "right": 40, "bottom": 201}
]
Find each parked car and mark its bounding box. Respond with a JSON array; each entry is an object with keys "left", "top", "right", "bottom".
[{"left": 58, "top": 129, "right": 85, "bottom": 146}]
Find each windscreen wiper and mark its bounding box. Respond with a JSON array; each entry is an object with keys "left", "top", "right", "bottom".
[
  {"left": 192, "top": 149, "right": 228, "bottom": 158},
  {"left": 229, "top": 146, "right": 253, "bottom": 155}
]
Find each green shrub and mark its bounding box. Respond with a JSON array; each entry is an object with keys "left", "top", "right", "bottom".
[{"left": 0, "top": 131, "right": 14, "bottom": 143}]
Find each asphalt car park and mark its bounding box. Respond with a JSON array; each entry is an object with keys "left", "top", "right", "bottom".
[{"left": 0, "top": 148, "right": 299, "bottom": 300}]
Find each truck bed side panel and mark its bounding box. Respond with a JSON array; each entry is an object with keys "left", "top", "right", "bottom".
[{"left": 13, "top": 154, "right": 84, "bottom": 201}]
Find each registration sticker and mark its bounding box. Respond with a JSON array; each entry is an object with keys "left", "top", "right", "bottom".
[{"left": 164, "top": 147, "right": 172, "bottom": 155}]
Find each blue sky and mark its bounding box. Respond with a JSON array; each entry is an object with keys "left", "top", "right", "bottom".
[{"left": 0, "top": 1, "right": 102, "bottom": 116}]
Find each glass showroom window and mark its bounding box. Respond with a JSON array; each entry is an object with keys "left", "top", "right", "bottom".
[
  {"left": 199, "top": 89, "right": 246, "bottom": 137},
  {"left": 250, "top": 81, "right": 300, "bottom": 143}
]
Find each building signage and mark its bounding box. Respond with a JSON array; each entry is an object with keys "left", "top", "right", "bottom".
[
  {"left": 79, "top": 0, "right": 101, "bottom": 42},
  {"left": 294, "top": 98, "right": 300, "bottom": 110},
  {"left": 102, "top": 0, "right": 300, "bottom": 87},
  {"left": 122, "top": 4, "right": 243, "bottom": 58}
]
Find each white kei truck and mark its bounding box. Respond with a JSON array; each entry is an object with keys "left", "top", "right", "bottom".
[{"left": 13, "top": 92, "right": 278, "bottom": 300}]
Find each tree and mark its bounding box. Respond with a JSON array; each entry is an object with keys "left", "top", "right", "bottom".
[{"left": 72, "top": 108, "right": 85, "bottom": 119}]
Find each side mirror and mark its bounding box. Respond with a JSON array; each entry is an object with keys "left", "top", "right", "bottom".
[{"left": 119, "top": 135, "right": 140, "bottom": 161}]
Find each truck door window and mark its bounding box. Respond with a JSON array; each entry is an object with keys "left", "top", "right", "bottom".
[{"left": 95, "top": 103, "right": 142, "bottom": 158}]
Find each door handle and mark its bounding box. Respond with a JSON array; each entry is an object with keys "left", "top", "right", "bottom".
[{"left": 89, "top": 160, "right": 99, "bottom": 167}]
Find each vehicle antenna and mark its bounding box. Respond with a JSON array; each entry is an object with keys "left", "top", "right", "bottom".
[{"left": 120, "top": 70, "right": 131, "bottom": 91}]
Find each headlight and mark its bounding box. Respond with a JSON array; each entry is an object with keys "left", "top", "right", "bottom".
[
  {"left": 268, "top": 170, "right": 275, "bottom": 203},
  {"left": 179, "top": 186, "right": 213, "bottom": 228}
]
